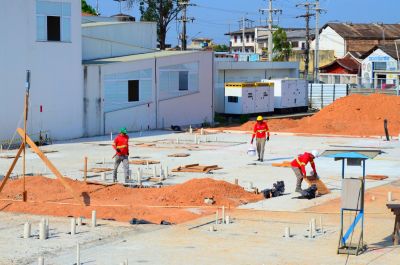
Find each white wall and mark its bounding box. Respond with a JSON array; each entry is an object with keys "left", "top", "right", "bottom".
[
  {"left": 0, "top": 0, "right": 83, "bottom": 142},
  {"left": 84, "top": 51, "right": 213, "bottom": 136},
  {"left": 82, "top": 22, "right": 157, "bottom": 60},
  {"left": 311, "top": 26, "right": 345, "bottom": 57}
]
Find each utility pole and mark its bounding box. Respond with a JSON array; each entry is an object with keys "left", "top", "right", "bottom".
[
  {"left": 238, "top": 17, "right": 254, "bottom": 53},
  {"left": 296, "top": 2, "right": 315, "bottom": 81},
  {"left": 178, "top": 1, "right": 195, "bottom": 50},
  {"left": 96, "top": 0, "right": 99, "bottom": 15},
  {"left": 242, "top": 16, "right": 245, "bottom": 53},
  {"left": 259, "top": 0, "right": 282, "bottom": 61},
  {"left": 312, "top": 0, "right": 326, "bottom": 83}
]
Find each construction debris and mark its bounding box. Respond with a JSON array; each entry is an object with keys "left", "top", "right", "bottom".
[
  {"left": 261, "top": 181, "right": 285, "bottom": 199},
  {"left": 129, "top": 160, "right": 160, "bottom": 165},
  {"left": 172, "top": 164, "right": 222, "bottom": 173},
  {"left": 365, "top": 175, "right": 389, "bottom": 180},
  {"left": 304, "top": 177, "right": 330, "bottom": 195},
  {"left": 299, "top": 184, "right": 318, "bottom": 200},
  {"left": 168, "top": 153, "right": 190, "bottom": 157}
]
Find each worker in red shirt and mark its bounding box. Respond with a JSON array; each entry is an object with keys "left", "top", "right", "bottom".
[
  {"left": 291, "top": 150, "right": 319, "bottom": 192},
  {"left": 112, "top": 127, "right": 130, "bottom": 183},
  {"left": 250, "top": 116, "right": 270, "bottom": 162}
]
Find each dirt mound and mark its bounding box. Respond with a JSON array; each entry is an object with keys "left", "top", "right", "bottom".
[
  {"left": 226, "top": 94, "right": 400, "bottom": 137},
  {"left": 0, "top": 176, "right": 262, "bottom": 224}
]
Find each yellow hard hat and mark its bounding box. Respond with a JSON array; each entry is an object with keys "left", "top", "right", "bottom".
[{"left": 257, "top": 116, "right": 263, "bottom": 121}]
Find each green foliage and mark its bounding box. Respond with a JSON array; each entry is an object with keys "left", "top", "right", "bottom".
[
  {"left": 272, "top": 28, "right": 292, "bottom": 61},
  {"left": 214, "top": 113, "right": 227, "bottom": 124},
  {"left": 81, "top": 0, "right": 97, "bottom": 15},
  {"left": 212, "top": 44, "right": 229, "bottom": 52},
  {"left": 127, "top": 0, "right": 182, "bottom": 50}
]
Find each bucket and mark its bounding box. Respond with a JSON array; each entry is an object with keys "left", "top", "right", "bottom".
[{"left": 247, "top": 146, "right": 256, "bottom": 156}]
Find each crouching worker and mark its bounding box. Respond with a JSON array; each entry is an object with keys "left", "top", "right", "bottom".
[
  {"left": 112, "top": 127, "right": 130, "bottom": 183},
  {"left": 291, "top": 150, "right": 319, "bottom": 192}
]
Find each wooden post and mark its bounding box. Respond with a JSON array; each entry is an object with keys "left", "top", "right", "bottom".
[
  {"left": 16, "top": 128, "right": 83, "bottom": 205},
  {"left": 22, "top": 70, "right": 30, "bottom": 202},
  {"left": 384, "top": 119, "right": 390, "bottom": 141},
  {"left": 84, "top": 157, "right": 88, "bottom": 182}
]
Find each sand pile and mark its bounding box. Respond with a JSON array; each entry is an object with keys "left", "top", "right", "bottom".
[
  {"left": 0, "top": 176, "right": 262, "bottom": 224},
  {"left": 230, "top": 94, "right": 400, "bottom": 137}
]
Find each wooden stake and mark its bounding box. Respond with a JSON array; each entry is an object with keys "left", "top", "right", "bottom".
[
  {"left": 84, "top": 157, "right": 88, "bottom": 182},
  {"left": 0, "top": 144, "right": 24, "bottom": 194},
  {"left": 16, "top": 128, "right": 83, "bottom": 205}
]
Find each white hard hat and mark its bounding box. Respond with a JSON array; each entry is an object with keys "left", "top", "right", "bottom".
[{"left": 311, "top": 150, "right": 319, "bottom": 158}]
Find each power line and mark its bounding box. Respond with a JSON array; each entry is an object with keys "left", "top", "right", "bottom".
[
  {"left": 260, "top": 0, "right": 282, "bottom": 61},
  {"left": 313, "top": 0, "right": 327, "bottom": 83},
  {"left": 178, "top": 1, "right": 195, "bottom": 50},
  {"left": 296, "top": 1, "right": 315, "bottom": 81}
]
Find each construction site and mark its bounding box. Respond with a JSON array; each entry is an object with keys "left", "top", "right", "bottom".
[{"left": 0, "top": 93, "right": 399, "bottom": 264}]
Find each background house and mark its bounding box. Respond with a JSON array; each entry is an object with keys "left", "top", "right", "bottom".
[
  {"left": 319, "top": 52, "right": 361, "bottom": 84},
  {"left": 188, "top": 38, "right": 213, "bottom": 50}
]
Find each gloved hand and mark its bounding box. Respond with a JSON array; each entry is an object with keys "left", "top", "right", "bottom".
[
  {"left": 116, "top": 148, "right": 121, "bottom": 153},
  {"left": 267, "top": 136, "right": 270, "bottom": 141}
]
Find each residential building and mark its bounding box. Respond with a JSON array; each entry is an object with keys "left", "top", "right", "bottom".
[
  {"left": 319, "top": 52, "right": 362, "bottom": 84},
  {"left": 0, "top": 0, "right": 83, "bottom": 142},
  {"left": 361, "top": 44, "right": 400, "bottom": 89},
  {"left": 311, "top": 23, "right": 400, "bottom": 58},
  {"left": 188, "top": 38, "right": 213, "bottom": 50}
]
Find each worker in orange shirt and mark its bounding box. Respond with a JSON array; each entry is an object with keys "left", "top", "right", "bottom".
[
  {"left": 250, "top": 116, "right": 270, "bottom": 162},
  {"left": 112, "top": 127, "right": 130, "bottom": 183},
  {"left": 291, "top": 150, "right": 319, "bottom": 192}
]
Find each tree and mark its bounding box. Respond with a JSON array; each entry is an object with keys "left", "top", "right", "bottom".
[
  {"left": 82, "top": 0, "right": 97, "bottom": 15},
  {"left": 272, "top": 28, "right": 292, "bottom": 61},
  {"left": 212, "top": 44, "right": 229, "bottom": 52},
  {"left": 126, "top": 0, "right": 182, "bottom": 50}
]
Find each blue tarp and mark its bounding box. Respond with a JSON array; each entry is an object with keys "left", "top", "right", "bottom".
[{"left": 325, "top": 152, "right": 369, "bottom": 159}]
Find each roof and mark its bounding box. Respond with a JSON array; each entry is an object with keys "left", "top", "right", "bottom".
[
  {"left": 82, "top": 21, "right": 129, "bottom": 28},
  {"left": 361, "top": 44, "right": 399, "bottom": 60},
  {"left": 225, "top": 27, "right": 306, "bottom": 35},
  {"left": 83, "top": 51, "right": 201, "bottom": 65},
  {"left": 347, "top": 51, "right": 364, "bottom": 60},
  {"left": 321, "top": 149, "right": 382, "bottom": 159},
  {"left": 319, "top": 54, "right": 360, "bottom": 73},
  {"left": 322, "top": 23, "right": 400, "bottom": 40},
  {"left": 82, "top": 12, "right": 95, "bottom": 17},
  {"left": 257, "top": 29, "right": 315, "bottom": 41}
]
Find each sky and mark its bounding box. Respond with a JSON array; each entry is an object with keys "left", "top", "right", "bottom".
[{"left": 86, "top": 0, "right": 400, "bottom": 46}]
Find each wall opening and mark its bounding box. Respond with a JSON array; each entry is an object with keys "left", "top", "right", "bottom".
[{"left": 128, "top": 80, "right": 139, "bottom": 102}]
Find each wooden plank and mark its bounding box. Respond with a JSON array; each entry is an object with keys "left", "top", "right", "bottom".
[
  {"left": 0, "top": 144, "right": 24, "bottom": 193},
  {"left": 129, "top": 160, "right": 160, "bottom": 165},
  {"left": 272, "top": 161, "right": 292, "bottom": 168},
  {"left": 365, "top": 175, "right": 388, "bottom": 180},
  {"left": 304, "top": 176, "right": 331, "bottom": 195},
  {"left": 16, "top": 128, "right": 84, "bottom": 205}
]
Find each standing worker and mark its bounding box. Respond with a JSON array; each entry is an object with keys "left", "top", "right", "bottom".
[
  {"left": 112, "top": 127, "right": 130, "bottom": 183},
  {"left": 250, "top": 116, "right": 270, "bottom": 162},
  {"left": 291, "top": 150, "right": 319, "bottom": 192}
]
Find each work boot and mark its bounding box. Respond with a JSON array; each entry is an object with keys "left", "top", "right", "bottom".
[
  {"left": 295, "top": 177, "right": 303, "bottom": 193},
  {"left": 260, "top": 158, "right": 263, "bottom": 162}
]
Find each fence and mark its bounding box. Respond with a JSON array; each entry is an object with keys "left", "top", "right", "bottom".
[{"left": 308, "top": 83, "right": 349, "bottom": 109}]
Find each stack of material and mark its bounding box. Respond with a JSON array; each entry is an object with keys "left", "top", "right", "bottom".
[
  {"left": 304, "top": 176, "right": 330, "bottom": 195},
  {"left": 129, "top": 160, "right": 160, "bottom": 165},
  {"left": 261, "top": 181, "right": 285, "bottom": 199},
  {"left": 271, "top": 161, "right": 292, "bottom": 167},
  {"left": 172, "top": 164, "right": 222, "bottom": 173},
  {"left": 299, "top": 184, "right": 318, "bottom": 199}
]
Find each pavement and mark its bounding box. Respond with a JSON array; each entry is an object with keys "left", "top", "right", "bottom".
[{"left": 0, "top": 130, "right": 399, "bottom": 264}]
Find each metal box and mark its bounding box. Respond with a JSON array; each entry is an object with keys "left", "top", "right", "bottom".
[
  {"left": 262, "top": 79, "right": 308, "bottom": 109},
  {"left": 341, "top": 178, "right": 363, "bottom": 210},
  {"left": 224, "top": 82, "right": 274, "bottom": 114}
]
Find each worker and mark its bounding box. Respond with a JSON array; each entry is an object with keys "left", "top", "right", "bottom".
[
  {"left": 291, "top": 150, "right": 319, "bottom": 192},
  {"left": 112, "top": 127, "right": 130, "bottom": 183},
  {"left": 250, "top": 116, "right": 270, "bottom": 162}
]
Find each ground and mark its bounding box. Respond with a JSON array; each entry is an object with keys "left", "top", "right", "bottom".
[{"left": 0, "top": 130, "right": 399, "bottom": 264}]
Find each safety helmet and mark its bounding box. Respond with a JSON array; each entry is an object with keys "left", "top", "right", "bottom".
[
  {"left": 311, "top": 150, "right": 319, "bottom": 158},
  {"left": 120, "top": 127, "right": 127, "bottom": 134},
  {"left": 256, "top": 116, "right": 263, "bottom": 121}
]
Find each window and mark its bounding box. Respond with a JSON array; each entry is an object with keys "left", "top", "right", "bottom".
[
  {"left": 47, "top": 16, "right": 61, "bottom": 41},
  {"left": 291, "top": 41, "right": 299, "bottom": 48},
  {"left": 228, "top": 96, "right": 238, "bottom": 103},
  {"left": 234, "top": 36, "right": 237, "bottom": 43},
  {"left": 301, "top": 42, "right": 306, "bottom": 50},
  {"left": 36, "top": 1, "right": 71, "bottom": 42},
  {"left": 128, "top": 80, "right": 139, "bottom": 102},
  {"left": 374, "top": 62, "right": 387, "bottom": 70},
  {"left": 179, "top": 71, "right": 189, "bottom": 91},
  {"left": 246, "top": 35, "right": 249, "bottom": 43}
]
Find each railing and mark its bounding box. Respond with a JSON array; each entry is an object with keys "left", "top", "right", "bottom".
[{"left": 308, "top": 83, "right": 349, "bottom": 109}]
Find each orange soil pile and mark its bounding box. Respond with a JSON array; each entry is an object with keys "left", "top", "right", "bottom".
[
  {"left": 226, "top": 94, "right": 400, "bottom": 137},
  {"left": 0, "top": 176, "right": 262, "bottom": 224}
]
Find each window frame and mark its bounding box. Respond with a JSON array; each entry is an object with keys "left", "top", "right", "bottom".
[{"left": 227, "top": 96, "right": 239, "bottom": 103}]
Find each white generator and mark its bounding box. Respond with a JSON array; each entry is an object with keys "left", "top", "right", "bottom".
[
  {"left": 224, "top": 82, "right": 274, "bottom": 114},
  {"left": 262, "top": 79, "right": 308, "bottom": 112}
]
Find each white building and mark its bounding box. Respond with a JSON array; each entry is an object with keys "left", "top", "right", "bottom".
[
  {"left": 361, "top": 44, "right": 399, "bottom": 89},
  {"left": 83, "top": 51, "right": 214, "bottom": 136},
  {"left": 0, "top": 0, "right": 83, "bottom": 142},
  {"left": 214, "top": 58, "right": 299, "bottom": 113}
]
